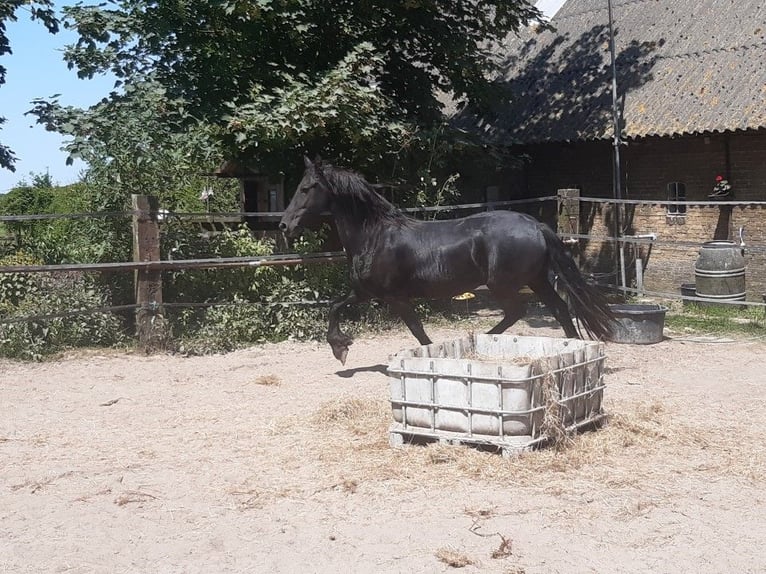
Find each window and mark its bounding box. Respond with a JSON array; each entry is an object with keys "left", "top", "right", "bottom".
[{"left": 667, "top": 182, "right": 686, "bottom": 216}]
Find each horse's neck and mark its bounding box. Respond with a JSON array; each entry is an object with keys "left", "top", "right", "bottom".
[
  {"left": 330, "top": 208, "right": 374, "bottom": 256},
  {"left": 323, "top": 172, "right": 402, "bottom": 254}
]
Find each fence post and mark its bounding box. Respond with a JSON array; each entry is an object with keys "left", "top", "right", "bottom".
[
  {"left": 557, "top": 188, "right": 581, "bottom": 263},
  {"left": 132, "top": 195, "right": 166, "bottom": 350}
]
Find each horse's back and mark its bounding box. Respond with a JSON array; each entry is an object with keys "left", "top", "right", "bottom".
[
  {"left": 461, "top": 209, "right": 541, "bottom": 228},
  {"left": 458, "top": 210, "right": 547, "bottom": 248}
]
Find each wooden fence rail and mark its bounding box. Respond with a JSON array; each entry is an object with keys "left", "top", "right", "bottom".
[
  {"left": 0, "top": 252, "right": 347, "bottom": 274},
  {"left": 2, "top": 194, "right": 765, "bottom": 349}
]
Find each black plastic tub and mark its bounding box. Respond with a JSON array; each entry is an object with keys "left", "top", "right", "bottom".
[
  {"left": 680, "top": 283, "right": 696, "bottom": 307},
  {"left": 607, "top": 304, "right": 668, "bottom": 345}
]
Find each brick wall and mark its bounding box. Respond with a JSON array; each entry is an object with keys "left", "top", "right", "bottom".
[
  {"left": 575, "top": 202, "right": 766, "bottom": 300},
  {"left": 512, "top": 130, "right": 766, "bottom": 300}
]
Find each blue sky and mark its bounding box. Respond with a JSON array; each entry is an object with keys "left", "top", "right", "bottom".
[
  {"left": 0, "top": 5, "right": 115, "bottom": 193},
  {"left": 536, "top": 0, "right": 566, "bottom": 20}
]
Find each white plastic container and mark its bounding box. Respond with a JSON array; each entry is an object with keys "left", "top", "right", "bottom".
[{"left": 388, "top": 334, "right": 606, "bottom": 456}]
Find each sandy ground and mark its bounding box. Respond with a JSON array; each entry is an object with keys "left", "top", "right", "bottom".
[{"left": 1, "top": 311, "right": 765, "bottom": 574}]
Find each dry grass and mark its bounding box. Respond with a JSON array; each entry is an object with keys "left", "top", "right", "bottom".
[
  {"left": 114, "top": 490, "right": 158, "bottom": 507},
  {"left": 537, "top": 365, "right": 568, "bottom": 447},
  {"left": 295, "top": 394, "right": 765, "bottom": 503},
  {"left": 253, "top": 374, "right": 282, "bottom": 386},
  {"left": 312, "top": 397, "right": 390, "bottom": 439},
  {"left": 11, "top": 471, "right": 74, "bottom": 494},
  {"left": 227, "top": 480, "right": 294, "bottom": 510},
  {"left": 490, "top": 535, "right": 513, "bottom": 559},
  {"left": 435, "top": 547, "right": 475, "bottom": 568}
]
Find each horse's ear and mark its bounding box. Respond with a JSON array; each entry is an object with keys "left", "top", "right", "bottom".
[{"left": 303, "top": 155, "right": 312, "bottom": 168}]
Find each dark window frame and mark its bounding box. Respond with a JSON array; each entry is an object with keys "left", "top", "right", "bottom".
[{"left": 667, "top": 182, "right": 687, "bottom": 216}]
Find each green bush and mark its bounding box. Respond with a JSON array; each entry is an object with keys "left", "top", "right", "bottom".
[
  {"left": 163, "top": 223, "right": 278, "bottom": 304},
  {"left": 162, "top": 224, "right": 349, "bottom": 353},
  {"left": 0, "top": 218, "right": 442, "bottom": 358},
  {"left": 0, "top": 253, "right": 41, "bottom": 305},
  {"left": 0, "top": 271, "right": 127, "bottom": 360}
]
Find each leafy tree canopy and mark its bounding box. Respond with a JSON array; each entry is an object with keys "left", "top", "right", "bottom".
[
  {"left": 33, "top": 0, "right": 544, "bottom": 179},
  {"left": 61, "top": 1, "right": 542, "bottom": 120},
  {"left": 0, "top": 1, "right": 59, "bottom": 171},
  {"left": 30, "top": 80, "right": 233, "bottom": 209}
]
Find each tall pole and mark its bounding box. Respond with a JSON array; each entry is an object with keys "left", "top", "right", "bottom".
[{"left": 607, "top": 0, "right": 625, "bottom": 292}]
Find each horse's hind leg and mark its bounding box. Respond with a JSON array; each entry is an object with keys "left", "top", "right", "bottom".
[
  {"left": 486, "top": 294, "right": 526, "bottom": 334},
  {"left": 388, "top": 300, "right": 432, "bottom": 346},
  {"left": 528, "top": 276, "right": 579, "bottom": 338}
]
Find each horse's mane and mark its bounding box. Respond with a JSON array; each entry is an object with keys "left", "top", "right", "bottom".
[{"left": 320, "top": 164, "right": 409, "bottom": 227}]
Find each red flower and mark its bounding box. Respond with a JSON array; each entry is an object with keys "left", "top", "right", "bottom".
[{"left": 715, "top": 175, "right": 724, "bottom": 182}]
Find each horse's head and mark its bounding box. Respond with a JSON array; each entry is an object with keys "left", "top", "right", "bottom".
[{"left": 279, "top": 155, "right": 332, "bottom": 239}]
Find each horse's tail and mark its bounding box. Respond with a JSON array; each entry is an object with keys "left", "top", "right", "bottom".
[{"left": 540, "top": 224, "right": 615, "bottom": 340}]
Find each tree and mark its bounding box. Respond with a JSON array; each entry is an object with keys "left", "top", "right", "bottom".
[
  {"left": 45, "top": 0, "right": 544, "bottom": 174},
  {"left": 31, "top": 80, "right": 226, "bottom": 207},
  {"left": 61, "top": 1, "right": 542, "bottom": 120},
  {"left": 0, "top": 1, "right": 59, "bottom": 171},
  {"left": 29, "top": 80, "right": 240, "bottom": 270}
]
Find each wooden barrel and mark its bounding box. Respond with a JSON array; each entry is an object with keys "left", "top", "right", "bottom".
[{"left": 694, "top": 241, "right": 746, "bottom": 303}]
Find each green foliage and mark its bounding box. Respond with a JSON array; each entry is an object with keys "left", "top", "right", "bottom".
[
  {"left": 0, "top": 271, "right": 126, "bottom": 361},
  {"left": 225, "top": 42, "right": 410, "bottom": 172},
  {"left": 163, "top": 223, "right": 278, "bottom": 305},
  {"left": 60, "top": 1, "right": 543, "bottom": 120},
  {"left": 0, "top": 252, "right": 41, "bottom": 305},
  {"left": 0, "top": 175, "right": 124, "bottom": 265},
  {"left": 36, "top": 0, "right": 544, "bottom": 177},
  {"left": 400, "top": 172, "right": 461, "bottom": 216},
  {"left": 30, "top": 81, "right": 229, "bottom": 209},
  {"left": 0, "top": 174, "right": 59, "bottom": 260},
  {"left": 163, "top": 224, "right": 348, "bottom": 354},
  {"left": 26, "top": 81, "right": 238, "bottom": 274}
]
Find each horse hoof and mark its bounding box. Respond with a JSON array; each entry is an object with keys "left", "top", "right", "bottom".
[{"left": 332, "top": 345, "right": 349, "bottom": 365}]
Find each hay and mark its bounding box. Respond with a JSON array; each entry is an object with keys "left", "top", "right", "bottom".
[
  {"left": 462, "top": 351, "right": 536, "bottom": 365},
  {"left": 254, "top": 374, "right": 281, "bottom": 386},
  {"left": 490, "top": 534, "right": 513, "bottom": 559},
  {"left": 435, "top": 547, "right": 475, "bottom": 568},
  {"left": 296, "top": 394, "right": 764, "bottom": 502},
  {"left": 114, "top": 490, "right": 158, "bottom": 507},
  {"left": 534, "top": 358, "right": 569, "bottom": 448},
  {"left": 311, "top": 397, "right": 390, "bottom": 438},
  {"left": 228, "top": 486, "right": 293, "bottom": 510}
]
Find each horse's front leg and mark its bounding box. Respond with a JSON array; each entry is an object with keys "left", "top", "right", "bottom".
[
  {"left": 388, "top": 300, "right": 432, "bottom": 346},
  {"left": 327, "top": 291, "right": 361, "bottom": 365}
]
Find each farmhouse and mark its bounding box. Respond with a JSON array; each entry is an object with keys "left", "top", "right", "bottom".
[{"left": 460, "top": 0, "right": 766, "bottom": 299}]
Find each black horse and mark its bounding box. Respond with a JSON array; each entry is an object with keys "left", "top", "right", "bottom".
[{"left": 279, "top": 156, "right": 613, "bottom": 364}]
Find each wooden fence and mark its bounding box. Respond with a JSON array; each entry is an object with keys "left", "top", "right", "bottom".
[{"left": 1, "top": 193, "right": 764, "bottom": 349}]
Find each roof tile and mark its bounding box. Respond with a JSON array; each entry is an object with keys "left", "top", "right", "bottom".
[{"left": 461, "top": 0, "right": 766, "bottom": 142}]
